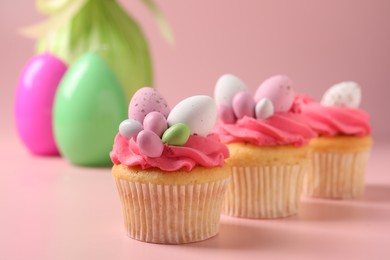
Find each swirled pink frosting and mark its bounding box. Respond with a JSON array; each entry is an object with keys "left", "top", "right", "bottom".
[
  {"left": 213, "top": 113, "right": 316, "bottom": 147},
  {"left": 110, "top": 134, "right": 229, "bottom": 171},
  {"left": 291, "top": 95, "right": 371, "bottom": 137}
]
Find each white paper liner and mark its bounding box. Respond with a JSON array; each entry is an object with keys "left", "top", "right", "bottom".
[
  {"left": 304, "top": 151, "right": 370, "bottom": 199},
  {"left": 114, "top": 178, "right": 230, "bottom": 244},
  {"left": 223, "top": 164, "right": 306, "bottom": 219}
]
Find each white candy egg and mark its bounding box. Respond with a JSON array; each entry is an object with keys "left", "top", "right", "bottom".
[
  {"left": 167, "top": 96, "right": 217, "bottom": 136},
  {"left": 321, "top": 81, "right": 361, "bottom": 108},
  {"left": 214, "top": 74, "right": 248, "bottom": 106},
  {"left": 119, "top": 119, "right": 143, "bottom": 139},
  {"left": 255, "top": 98, "right": 274, "bottom": 120}
]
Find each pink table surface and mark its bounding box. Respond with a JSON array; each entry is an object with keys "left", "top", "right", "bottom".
[{"left": 1, "top": 136, "right": 389, "bottom": 260}]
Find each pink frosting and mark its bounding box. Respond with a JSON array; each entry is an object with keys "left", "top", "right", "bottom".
[
  {"left": 110, "top": 134, "right": 229, "bottom": 171},
  {"left": 213, "top": 113, "right": 316, "bottom": 147},
  {"left": 292, "top": 95, "right": 371, "bottom": 137}
]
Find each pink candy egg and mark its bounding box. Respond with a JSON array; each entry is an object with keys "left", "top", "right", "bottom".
[
  {"left": 128, "top": 87, "right": 170, "bottom": 123},
  {"left": 137, "top": 130, "right": 164, "bottom": 158},
  {"left": 218, "top": 105, "right": 236, "bottom": 124},
  {"left": 143, "top": 111, "right": 168, "bottom": 137},
  {"left": 232, "top": 91, "right": 255, "bottom": 119},
  {"left": 15, "top": 53, "right": 67, "bottom": 155},
  {"left": 254, "top": 75, "right": 294, "bottom": 112}
]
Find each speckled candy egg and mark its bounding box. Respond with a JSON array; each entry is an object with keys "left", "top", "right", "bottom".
[
  {"left": 167, "top": 95, "right": 217, "bottom": 136},
  {"left": 254, "top": 75, "right": 294, "bottom": 112},
  {"left": 128, "top": 87, "right": 170, "bottom": 123},
  {"left": 321, "top": 81, "right": 361, "bottom": 108}
]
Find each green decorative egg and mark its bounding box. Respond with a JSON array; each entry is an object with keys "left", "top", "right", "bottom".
[
  {"left": 162, "top": 123, "right": 191, "bottom": 146},
  {"left": 53, "top": 52, "right": 127, "bottom": 166}
]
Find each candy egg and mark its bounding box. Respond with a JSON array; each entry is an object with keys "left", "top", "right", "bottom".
[
  {"left": 214, "top": 74, "right": 248, "bottom": 106},
  {"left": 255, "top": 98, "right": 274, "bottom": 120},
  {"left": 254, "top": 75, "right": 294, "bottom": 112},
  {"left": 218, "top": 105, "right": 236, "bottom": 124},
  {"left": 15, "top": 53, "right": 67, "bottom": 156},
  {"left": 119, "top": 119, "right": 143, "bottom": 139},
  {"left": 143, "top": 111, "right": 168, "bottom": 137},
  {"left": 137, "top": 130, "right": 164, "bottom": 158},
  {"left": 167, "top": 95, "right": 217, "bottom": 136},
  {"left": 162, "top": 123, "right": 190, "bottom": 146},
  {"left": 321, "top": 81, "right": 361, "bottom": 108},
  {"left": 128, "top": 87, "right": 170, "bottom": 123},
  {"left": 232, "top": 91, "right": 255, "bottom": 119}
]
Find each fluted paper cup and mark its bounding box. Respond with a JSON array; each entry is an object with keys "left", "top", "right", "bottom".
[
  {"left": 304, "top": 136, "right": 373, "bottom": 199},
  {"left": 112, "top": 165, "right": 230, "bottom": 244},
  {"left": 223, "top": 143, "right": 310, "bottom": 219}
]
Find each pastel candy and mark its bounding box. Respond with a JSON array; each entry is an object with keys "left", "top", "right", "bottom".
[
  {"left": 321, "top": 81, "right": 361, "bottom": 108},
  {"left": 119, "top": 119, "right": 143, "bottom": 139},
  {"left": 167, "top": 95, "right": 217, "bottom": 136},
  {"left": 254, "top": 75, "right": 294, "bottom": 112},
  {"left": 232, "top": 91, "right": 255, "bottom": 119},
  {"left": 162, "top": 123, "right": 190, "bottom": 146},
  {"left": 143, "top": 111, "right": 168, "bottom": 137},
  {"left": 218, "top": 105, "right": 236, "bottom": 124},
  {"left": 137, "top": 130, "right": 164, "bottom": 158},
  {"left": 214, "top": 74, "right": 247, "bottom": 106},
  {"left": 255, "top": 98, "right": 274, "bottom": 120},
  {"left": 128, "top": 87, "right": 170, "bottom": 123}
]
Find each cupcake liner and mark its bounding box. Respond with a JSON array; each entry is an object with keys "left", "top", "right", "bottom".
[
  {"left": 223, "top": 163, "right": 306, "bottom": 219},
  {"left": 304, "top": 151, "right": 370, "bottom": 199},
  {"left": 114, "top": 178, "right": 230, "bottom": 244}
]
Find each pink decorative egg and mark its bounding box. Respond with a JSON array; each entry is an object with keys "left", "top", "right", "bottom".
[
  {"left": 128, "top": 87, "right": 170, "bottom": 123},
  {"left": 137, "top": 130, "right": 164, "bottom": 158},
  {"left": 254, "top": 75, "right": 294, "bottom": 112},
  {"left": 143, "top": 111, "right": 168, "bottom": 137},
  {"left": 232, "top": 91, "right": 255, "bottom": 119},
  {"left": 15, "top": 53, "right": 67, "bottom": 155}
]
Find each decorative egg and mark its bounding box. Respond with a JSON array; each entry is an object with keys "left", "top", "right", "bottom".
[
  {"left": 167, "top": 95, "right": 217, "bottom": 136},
  {"left": 53, "top": 52, "right": 127, "bottom": 166},
  {"left": 137, "top": 130, "right": 164, "bottom": 158},
  {"left": 254, "top": 75, "right": 294, "bottom": 112},
  {"left": 218, "top": 105, "right": 236, "bottom": 124},
  {"left": 232, "top": 91, "right": 255, "bottom": 119},
  {"left": 321, "top": 81, "right": 361, "bottom": 108},
  {"left": 128, "top": 87, "right": 170, "bottom": 123},
  {"left": 119, "top": 119, "right": 143, "bottom": 139},
  {"left": 143, "top": 111, "right": 167, "bottom": 137},
  {"left": 255, "top": 98, "right": 274, "bottom": 120},
  {"left": 14, "top": 53, "right": 67, "bottom": 155},
  {"left": 162, "top": 123, "right": 190, "bottom": 146},
  {"left": 214, "top": 74, "right": 247, "bottom": 106}
]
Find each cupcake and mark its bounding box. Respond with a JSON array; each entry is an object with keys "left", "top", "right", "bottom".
[
  {"left": 110, "top": 87, "right": 230, "bottom": 244},
  {"left": 213, "top": 74, "right": 316, "bottom": 219},
  {"left": 292, "top": 82, "right": 372, "bottom": 199}
]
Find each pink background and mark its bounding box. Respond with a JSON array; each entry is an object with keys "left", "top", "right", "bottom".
[
  {"left": 1, "top": 0, "right": 390, "bottom": 142},
  {"left": 1, "top": 2, "right": 390, "bottom": 259}
]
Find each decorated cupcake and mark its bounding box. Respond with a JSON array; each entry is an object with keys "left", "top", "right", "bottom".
[
  {"left": 213, "top": 74, "right": 316, "bottom": 219},
  {"left": 292, "top": 82, "right": 372, "bottom": 199},
  {"left": 110, "top": 87, "right": 230, "bottom": 244}
]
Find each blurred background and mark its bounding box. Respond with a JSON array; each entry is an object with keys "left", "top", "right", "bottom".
[{"left": 1, "top": 0, "right": 389, "bottom": 146}]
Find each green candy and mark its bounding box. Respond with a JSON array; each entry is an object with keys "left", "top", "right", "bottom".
[
  {"left": 53, "top": 52, "right": 127, "bottom": 167},
  {"left": 162, "top": 123, "right": 190, "bottom": 146}
]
